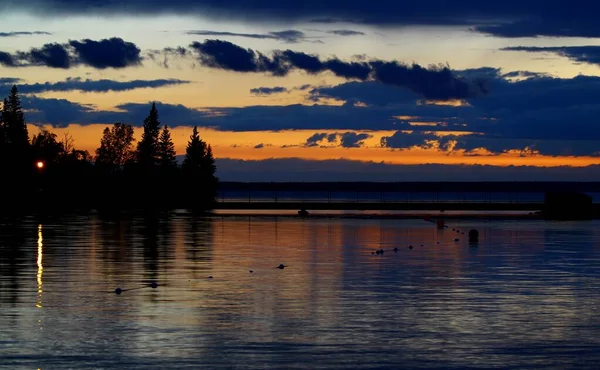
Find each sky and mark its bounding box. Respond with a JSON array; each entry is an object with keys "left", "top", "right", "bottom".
[{"left": 1, "top": 1, "right": 600, "bottom": 181}]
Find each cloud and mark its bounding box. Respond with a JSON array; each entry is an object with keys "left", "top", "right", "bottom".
[
  {"left": 0, "top": 77, "right": 190, "bottom": 96},
  {"left": 188, "top": 39, "right": 486, "bottom": 100},
  {"left": 304, "top": 131, "right": 372, "bottom": 147},
  {"left": 13, "top": 1, "right": 600, "bottom": 38},
  {"left": 0, "top": 31, "right": 51, "bottom": 37},
  {"left": 502, "top": 46, "right": 600, "bottom": 66},
  {"left": 326, "top": 30, "right": 365, "bottom": 36},
  {"left": 250, "top": 86, "right": 288, "bottom": 95},
  {"left": 0, "top": 37, "right": 142, "bottom": 69},
  {"left": 186, "top": 29, "right": 315, "bottom": 43},
  {"left": 216, "top": 158, "right": 600, "bottom": 182},
  {"left": 0, "top": 77, "right": 21, "bottom": 84},
  {"left": 17, "top": 70, "right": 600, "bottom": 156},
  {"left": 68, "top": 38, "right": 142, "bottom": 68}
]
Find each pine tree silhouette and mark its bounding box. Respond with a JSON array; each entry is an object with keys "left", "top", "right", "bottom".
[
  {"left": 182, "top": 126, "right": 218, "bottom": 208},
  {"left": 182, "top": 126, "right": 205, "bottom": 176},
  {"left": 136, "top": 102, "right": 161, "bottom": 171},
  {"left": 158, "top": 125, "right": 177, "bottom": 171},
  {"left": 1, "top": 86, "right": 30, "bottom": 174}
]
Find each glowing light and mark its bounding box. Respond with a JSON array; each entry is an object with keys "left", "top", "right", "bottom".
[
  {"left": 36, "top": 161, "right": 44, "bottom": 169},
  {"left": 36, "top": 224, "right": 43, "bottom": 309}
]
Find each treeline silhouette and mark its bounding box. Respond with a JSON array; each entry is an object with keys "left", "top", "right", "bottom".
[{"left": 0, "top": 85, "right": 218, "bottom": 211}]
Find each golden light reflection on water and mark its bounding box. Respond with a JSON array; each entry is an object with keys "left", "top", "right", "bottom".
[{"left": 36, "top": 224, "right": 43, "bottom": 311}]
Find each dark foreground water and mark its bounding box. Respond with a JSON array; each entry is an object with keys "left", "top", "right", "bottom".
[{"left": 1, "top": 212, "right": 600, "bottom": 369}]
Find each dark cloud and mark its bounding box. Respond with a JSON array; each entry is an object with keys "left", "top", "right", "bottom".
[
  {"left": 501, "top": 70, "right": 551, "bottom": 79},
  {"left": 188, "top": 39, "right": 486, "bottom": 100},
  {"left": 68, "top": 38, "right": 142, "bottom": 68},
  {"left": 18, "top": 43, "right": 71, "bottom": 68},
  {"left": 185, "top": 29, "right": 315, "bottom": 43},
  {"left": 250, "top": 85, "right": 314, "bottom": 95},
  {"left": 0, "top": 31, "right": 51, "bottom": 37},
  {"left": 304, "top": 131, "right": 372, "bottom": 147},
  {"left": 0, "top": 77, "right": 190, "bottom": 96},
  {"left": 339, "top": 132, "right": 372, "bottom": 147},
  {"left": 502, "top": 46, "right": 600, "bottom": 66},
  {"left": 0, "top": 37, "right": 142, "bottom": 69},
  {"left": 18, "top": 69, "right": 600, "bottom": 156},
  {"left": 380, "top": 131, "right": 600, "bottom": 157},
  {"left": 13, "top": 1, "right": 600, "bottom": 38},
  {"left": 326, "top": 30, "right": 365, "bottom": 36},
  {"left": 0, "top": 51, "right": 16, "bottom": 67},
  {"left": 216, "top": 158, "right": 600, "bottom": 182},
  {"left": 250, "top": 86, "right": 288, "bottom": 95},
  {"left": 0, "top": 77, "right": 21, "bottom": 84}
]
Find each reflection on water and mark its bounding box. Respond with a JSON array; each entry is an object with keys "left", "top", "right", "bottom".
[
  {"left": 1, "top": 213, "right": 600, "bottom": 368},
  {"left": 36, "top": 224, "right": 43, "bottom": 309}
]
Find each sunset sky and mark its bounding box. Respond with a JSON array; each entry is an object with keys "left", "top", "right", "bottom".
[{"left": 1, "top": 1, "right": 600, "bottom": 180}]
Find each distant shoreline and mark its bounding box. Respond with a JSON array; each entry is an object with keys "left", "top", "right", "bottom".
[{"left": 6, "top": 208, "right": 593, "bottom": 221}]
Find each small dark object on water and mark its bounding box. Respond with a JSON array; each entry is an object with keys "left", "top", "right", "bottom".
[
  {"left": 409, "top": 245, "right": 413, "bottom": 249},
  {"left": 208, "top": 275, "right": 213, "bottom": 279},
  {"left": 468, "top": 229, "right": 479, "bottom": 243},
  {"left": 249, "top": 269, "right": 254, "bottom": 273},
  {"left": 298, "top": 209, "right": 309, "bottom": 217},
  {"left": 394, "top": 247, "right": 399, "bottom": 252},
  {"left": 150, "top": 282, "right": 158, "bottom": 289},
  {"left": 420, "top": 244, "right": 424, "bottom": 247},
  {"left": 277, "top": 264, "right": 288, "bottom": 269},
  {"left": 454, "top": 238, "right": 459, "bottom": 242},
  {"left": 115, "top": 288, "right": 122, "bottom": 295}
]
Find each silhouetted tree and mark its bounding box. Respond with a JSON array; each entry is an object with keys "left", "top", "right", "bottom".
[
  {"left": 158, "top": 125, "right": 177, "bottom": 172},
  {"left": 2, "top": 86, "right": 29, "bottom": 149},
  {"left": 182, "top": 126, "right": 218, "bottom": 208},
  {"left": 31, "top": 128, "right": 65, "bottom": 165},
  {"left": 95, "top": 122, "right": 136, "bottom": 172},
  {"left": 1, "top": 86, "right": 30, "bottom": 173},
  {"left": 136, "top": 102, "right": 160, "bottom": 171}
]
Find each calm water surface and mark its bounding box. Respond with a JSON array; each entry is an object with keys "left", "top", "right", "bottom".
[{"left": 1, "top": 212, "right": 600, "bottom": 369}]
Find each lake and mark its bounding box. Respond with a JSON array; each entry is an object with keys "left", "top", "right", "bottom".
[{"left": 2, "top": 211, "right": 600, "bottom": 369}]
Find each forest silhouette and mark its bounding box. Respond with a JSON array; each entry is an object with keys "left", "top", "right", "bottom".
[{"left": 0, "top": 85, "right": 218, "bottom": 211}]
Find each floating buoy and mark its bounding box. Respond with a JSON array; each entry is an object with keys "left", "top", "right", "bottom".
[{"left": 468, "top": 229, "right": 479, "bottom": 243}]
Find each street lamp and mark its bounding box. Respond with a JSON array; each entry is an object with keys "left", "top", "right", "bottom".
[{"left": 36, "top": 161, "right": 44, "bottom": 170}]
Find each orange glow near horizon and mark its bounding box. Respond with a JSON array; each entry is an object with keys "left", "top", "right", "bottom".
[{"left": 26, "top": 124, "right": 600, "bottom": 168}]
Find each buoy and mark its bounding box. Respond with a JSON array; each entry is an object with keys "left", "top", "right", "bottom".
[
  {"left": 115, "top": 288, "right": 122, "bottom": 295},
  {"left": 468, "top": 229, "right": 479, "bottom": 243},
  {"left": 437, "top": 219, "right": 445, "bottom": 229}
]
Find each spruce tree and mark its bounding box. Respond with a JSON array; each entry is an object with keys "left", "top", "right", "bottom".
[
  {"left": 2, "top": 86, "right": 30, "bottom": 175},
  {"left": 136, "top": 102, "right": 161, "bottom": 171},
  {"left": 182, "top": 125, "right": 205, "bottom": 176},
  {"left": 182, "top": 126, "right": 218, "bottom": 208},
  {"left": 3, "top": 86, "right": 29, "bottom": 154},
  {"left": 158, "top": 125, "right": 177, "bottom": 171}
]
